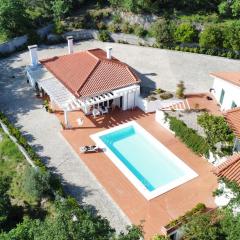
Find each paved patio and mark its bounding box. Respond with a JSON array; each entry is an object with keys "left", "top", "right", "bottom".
[{"left": 56, "top": 108, "right": 218, "bottom": 239}]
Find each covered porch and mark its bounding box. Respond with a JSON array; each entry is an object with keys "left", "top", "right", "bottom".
[{"left": 28, "top": 66, "right": 140, "bottom": 128}]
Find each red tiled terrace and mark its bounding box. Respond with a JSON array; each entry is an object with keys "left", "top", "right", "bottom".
[{"left": 54, "top": 107, "right": 218, "bottom": 239}]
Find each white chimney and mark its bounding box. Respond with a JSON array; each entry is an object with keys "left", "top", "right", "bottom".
[
  {"left": 28, "top": 45, "right": 38, "bottom": 67},
  {"left": 67, "top": 36, "right": 74, "bottom": 54},
  {"left": 106, "top": 47, "right": 112, "bottom": 59}
]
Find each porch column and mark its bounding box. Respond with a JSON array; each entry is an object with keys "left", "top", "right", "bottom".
[{"left": 64, "top": 110, "right": 70, "bottom": 128}]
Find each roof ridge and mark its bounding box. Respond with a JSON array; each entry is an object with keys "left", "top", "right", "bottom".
[
  {"left": 86, "top": 49, "right": 101, "bottom": 61},
  {"left": 213, "top": 153, "right": 240, "bottom": 175},
  {"left": 77, "top": 59, "right": 101, "bottom": 96}
]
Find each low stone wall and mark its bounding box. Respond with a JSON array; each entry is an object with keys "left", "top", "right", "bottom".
[
  {"left": 117, "top": 11, "right": 158, "bottom": 29},
  {"left": 0, "top": 35, "right": 28, "bottom": 54},
  {"left": 62, "top": 29, "right": 156, "bottom": 46},
  {"left": 63, "top": 29, "right": 99, "bottom": 41},
  {"left": 0, "top": 24, "right": 53, "bottom": 54}
]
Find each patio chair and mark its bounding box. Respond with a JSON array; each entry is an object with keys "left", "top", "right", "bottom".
[
  {"left": 100, "top": 106, "right": 108, "bottom": 114},
  {"left": 92, "top": 108, "right": 101, "bottom": 118},
  {"left": 76, "top": 117, "right": 84, "bottom": 127},
  {"left": 80, "top": 145, "right": 99, "bottom": 153}
]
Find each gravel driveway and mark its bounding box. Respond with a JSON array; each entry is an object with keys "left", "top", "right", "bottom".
[{"left": 0, "top": 40, "right": 240, "bottom": 232}]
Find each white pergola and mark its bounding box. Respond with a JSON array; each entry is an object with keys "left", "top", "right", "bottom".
[{"left": 28, "top": 66, "right": 139, "bottom": 128}]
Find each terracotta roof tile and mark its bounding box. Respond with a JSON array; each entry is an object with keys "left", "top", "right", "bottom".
[
  {"left": 213, "top": 153, "right": 240, "bottom": 185},
  {"left": 210, "top": 72, "right": 240, "bottom": 87},
  {"left": 224, "top": 107, "right": 240, "bottom": 138},
  {"left": 40, "top": 48, "right": 140, "bottom": 97}
]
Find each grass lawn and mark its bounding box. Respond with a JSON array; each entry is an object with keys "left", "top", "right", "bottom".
[{"left": 0, "top": 127, "right": 56, "bottom": 230}]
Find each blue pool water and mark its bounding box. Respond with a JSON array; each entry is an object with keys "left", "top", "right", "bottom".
[{"left": 100, "top": 125, "right": 186, "bottom": 191}]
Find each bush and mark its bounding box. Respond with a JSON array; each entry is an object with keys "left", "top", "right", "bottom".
[
  {"left": 176, "top": 81, "right": 185, "bottom": 98},
  {"left": 98, "top": 30, "right": 111, "bottom": 42},
  {"left": 112, "top": 13, "right": 122, "bottom": 24},
  {"left": 134, "top": 24, "right": 147, "bottom": 37},
  {"left": 0, "top": 176, "right": 11, "bottom": 228},
  {"left": 108, "top": 23, "right": 120, "bottom": 33},
  {"left": 22, "top": 167, "right": 51, "bottom": 202},
  {"left": 54, "top": 20, "right": 65, "bottom": 34},
  {"left": 168, "top": 116, "right": 209, "bottom": 156},
  {"left": 96, "top": 21, "right": 107, "bottom": 30},
  {"left": 197, "top": 113, "right": 234, "bottom": 156},
  {"left": 0, "top": 112, "right": 46, "bottom": 170},
  {"left": 149, "top": 19, "right": 175, "bottom": 47},
  {"left": 223, "top": 21, "right": 240, "bottom": 51},
  {"left": 174, "top": 23, "right": 198, "bottom": 43},
  {"left": 199, "top": 24, "right": 224, "bottom": 49},
  {"left": 120, "top": 22, "right": 134, "bottom": 34},
  {"left": 159, "top": 92, "right": 173, "bottom": 99}
]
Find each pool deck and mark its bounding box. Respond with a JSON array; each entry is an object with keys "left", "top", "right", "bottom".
[{"left": 56, "top": 107, "right": 217, "bottom": 239}]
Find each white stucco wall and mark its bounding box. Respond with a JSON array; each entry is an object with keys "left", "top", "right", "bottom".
[{"left": 212, "top": 77, "right": 240, "bottom": 111}]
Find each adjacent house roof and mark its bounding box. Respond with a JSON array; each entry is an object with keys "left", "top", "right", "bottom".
[
  {"left": 40, "top": 48, "right": 140, "bottom": 98},
  {"left": 224, "top": 107, "right": 240, "bottom": 139},
  {"left": 210, "top": 72, "right": 240, "bottom": 88},
  {"left": 213, "top": 153, "right": 240, "bottom": 185}
]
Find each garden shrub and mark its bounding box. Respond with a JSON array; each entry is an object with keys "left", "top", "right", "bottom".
[
  {"left": 120, "top": 22, "right": 134, "bottom": 34},
  {"left": 0, "top": 176, "right": 11, "bottom": 228},
  {"left": 197, "top": 113, "right": 234, "bottom": 156},
  {"left": 98, "top": 30, "right": 111, "bottom": 42},
  {"left": 96, "top": 21, "right": 107, "bottom": 30},
  {"left": 112, "top": 13, "right": 122, "bottom": 24},
  {"left": 22, "top": 167, "right": 51, "bottom": 202},
  {"left": 108, "top": 23, "right": 120, "bottom": 33},
  {"left": 134, "top": 24, "right": 147, "bottom": 38},
  {"left": 174, "top": 23, "right": 198, "bottom": 43},
  {"left": 199, "top": 24, "right": 224, "bottom": 49},
  {"left": 223, "top": 21, "right": 240, "bottom": 51},
  {"left": 168, "top": 116, "right": 209, "bottom": 156},
  {"left": 149, "top": 19, "right": 175, "bottom": 47},
  {"left": 176, "top": 81, "right": 185, "bottom": 98},
  {"left": 0, "top": 112, "right": 46, "bottom": 170},
  {"left": 159, "top": 92, "right": 173, "bottom": 100}
]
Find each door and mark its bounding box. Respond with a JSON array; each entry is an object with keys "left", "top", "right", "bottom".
[
  {"left": 231, "top": 101, "right": 237, "bottom": 109},
  {"left": 219, "top": 89, "right": 225, "bottom": 105}
]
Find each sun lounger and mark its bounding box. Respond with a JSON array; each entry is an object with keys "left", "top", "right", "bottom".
[{"left": 80, "top": 145, "right": 99, "bottom": 153}]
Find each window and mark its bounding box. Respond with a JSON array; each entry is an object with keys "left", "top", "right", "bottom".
[
  {"left": 231, "top": 101, "right": 237, "bottom": 109},
  {"left": 219, "top": 89, "right": 225, "bottom": 105}
]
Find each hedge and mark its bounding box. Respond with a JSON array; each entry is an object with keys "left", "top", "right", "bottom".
[
  {"left": 0, "top": 112, "right": 64, "bottom": 196},
  {"left": 168, "top": 116, "right": 209, "bottom": 157}
]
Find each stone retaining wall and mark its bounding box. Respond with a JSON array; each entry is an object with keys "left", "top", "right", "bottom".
[{"left": 0, "top": 24, "right": 53, "bottom": 54}]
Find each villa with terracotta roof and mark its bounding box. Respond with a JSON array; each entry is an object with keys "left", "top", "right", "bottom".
[{"left": 26, "top": 37, "right": 140, "bottom": 127}]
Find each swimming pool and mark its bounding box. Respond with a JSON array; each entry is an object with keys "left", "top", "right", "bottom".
[{"left": 91, "top": 121, "right": 198, "bottom": 200}]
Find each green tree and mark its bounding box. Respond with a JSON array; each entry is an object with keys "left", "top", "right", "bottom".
[
  {"left": 223, "top": 21, "right": 240, "bottom": 51},
  {"left": 0, "top": 0, "right": 29, "bottom": 38},
  {"left": 197, "top": 113, "right": 234, "bottom": 155},
  {"left": 218, "top": 1, "right": 231, "bottom": 17},
  {"left": 51, "top": 0, "right": 70, "bottom": 33},
  {"left": 199, "top": 25, "right": 224, "bottom": 49},
  {"left": 22, "top": 167, "right": 51, "bottom": 202},
  {"left": 0, "top": 197, "right": 143, "bottom": 240},
  {"left": 150, "top": 19, "right": 175, "bottom": 47},
  {"left": 231, "top": 0, "right": 240, "bottom": 17},
  {"left": 174, "top": 23, "right": 198, "bottom": 43},
  {"left": 183, "top": 213, "right": 219, "bottom": 240}
]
